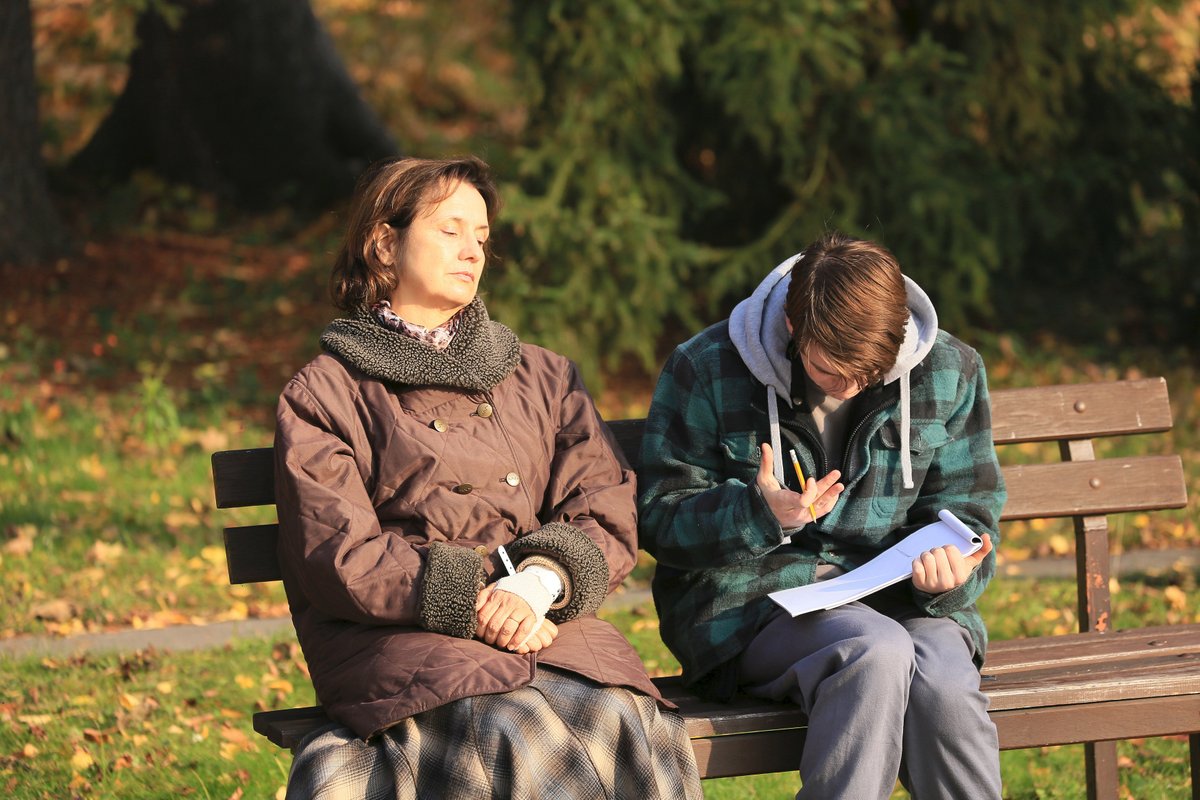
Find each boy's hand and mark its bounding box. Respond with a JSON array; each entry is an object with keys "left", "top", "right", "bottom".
[
  {"left": 756, "top": 443, "right": 843, "bottom": 528},
  {"left": 911, "top": 533, "right": 994, "bottom": 593}
]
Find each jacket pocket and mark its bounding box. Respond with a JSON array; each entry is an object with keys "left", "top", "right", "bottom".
[
  {"left": 878, "top": 420, "right": 950, "bottom": 454},
  {"left": 718, "top": 432, "right": 761, "bottom": 470},
  {"left": 869, "top": 421, "right": 951, "bottom": 505}
]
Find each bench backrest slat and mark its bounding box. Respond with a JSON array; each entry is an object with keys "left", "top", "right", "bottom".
[
  {"left": 213, "top": 448, "right": 275, "bottom": 509},
  {"left": 988, "top": 378, "right": 1171, "bottom": 443},
  {"left": 225, "top": 524, "right": 284, "bottom": 585},
  {"left": 215, "top": 378, "right": 1174, "bottom": 509},
  {"left": 218, "top": 454, "right": 1187, "bottom": 585},
  {"left": 1001, "top": 456, "right": 1186, "bottom": 519}
]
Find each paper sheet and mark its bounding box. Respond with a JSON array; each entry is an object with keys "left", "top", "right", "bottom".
[{"left": 768, "top": 509, "right": 983, "bottom": 617}]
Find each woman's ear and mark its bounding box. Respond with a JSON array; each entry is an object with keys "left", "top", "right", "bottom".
[{"left": 370, "top": 222, "right": 398, "bottom": 267}]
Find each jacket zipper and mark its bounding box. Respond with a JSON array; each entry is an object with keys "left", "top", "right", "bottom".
[{"left": 840, "top": 396, "right": 894, "bottom": 482}]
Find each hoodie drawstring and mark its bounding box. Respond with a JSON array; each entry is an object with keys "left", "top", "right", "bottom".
[
  {"left": 767, "top": 389, "right": 785, "bottom": 484},
  {"left": 899, "top": 372, "right": 914, "bottom": 489},
  {"left": 766, "top": 389, "right": 793, "bottom": 544}
]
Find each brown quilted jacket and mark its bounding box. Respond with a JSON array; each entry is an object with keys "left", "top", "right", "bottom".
[{"left": 274, "top": 299, "right": 665, "bottom": 739}]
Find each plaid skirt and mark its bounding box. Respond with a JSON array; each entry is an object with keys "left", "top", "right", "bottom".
[{"left": 285, "top": 667, "right": 702, "bottom": 800}]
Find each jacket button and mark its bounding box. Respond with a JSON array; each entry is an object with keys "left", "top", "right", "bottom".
[
  {"left": 453, "top": 483, "right": 474, "bottom": 494},
  {"left": 505, "top": 472, "right": 520, "bottom": 487},
  {"left": 473, "top": 545, "right": 488, "bottom": 556},
  {"left": 431, "top": 419, "right": 448, "bottom": 432},
  {"left": 476, "top": 402, "right": 493, "bottom": 418}
]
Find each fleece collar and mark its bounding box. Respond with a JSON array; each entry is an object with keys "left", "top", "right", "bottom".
[{"left": 319, "top": 296, "right": 522, "bottom": 392}]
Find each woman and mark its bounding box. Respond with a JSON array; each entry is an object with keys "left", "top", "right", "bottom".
[{"left": 274, "top": 156, "right": 701, "bottom": 799}]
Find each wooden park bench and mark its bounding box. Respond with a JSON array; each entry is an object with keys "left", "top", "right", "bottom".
[{"left": 212, "top": 377, "right": 1196, "bottom": 799}]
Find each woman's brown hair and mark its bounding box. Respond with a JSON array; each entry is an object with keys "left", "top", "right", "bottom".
[
  {"left": 784, "top": 231, "right": 909, "bottom": 388},
  {"left": 330, "top": 156, "right": 501, "bottom": 312}
]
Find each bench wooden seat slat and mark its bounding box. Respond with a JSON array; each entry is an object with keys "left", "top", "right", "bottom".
[
  {"left": 689, "top": 727, "right": 808, "bottom": 780},
  {"left": 985, "top": 658, "right": 1200, "bottom": 709},
  {"left": 677, "top": 693, "right": 1200, "bottom": 778},
  {"left": 250, "top": 688, "right": 1200, "bottom": 761},
  {"left": 985, "top": 625, "right": 1200, "bottom": 669},
  {"left": 213, "top": 378, "right": 1197, "bottom": 796},
  {"left": 990, "top": 694, "right": 1200, "bottom": 750}
]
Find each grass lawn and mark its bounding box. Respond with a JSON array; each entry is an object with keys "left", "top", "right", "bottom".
[{"left": 2, "top": 584, "right": 1196, "bottom": 799}]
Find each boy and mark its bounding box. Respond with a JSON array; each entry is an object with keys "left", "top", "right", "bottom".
[{"left": 639, "top": 232, "right": 1005, "bottom": 798}]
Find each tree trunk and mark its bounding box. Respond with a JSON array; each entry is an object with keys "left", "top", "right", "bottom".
[
  {"left": 70, "top": 0, "right": 399, "bottom": 211},
  {"left": 0, "top": 0, "right": 71, "bottom": 267}
]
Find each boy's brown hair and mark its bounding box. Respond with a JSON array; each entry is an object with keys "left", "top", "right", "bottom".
[{"left": 784, "top": 231, "right": 909, "bottom": 388}]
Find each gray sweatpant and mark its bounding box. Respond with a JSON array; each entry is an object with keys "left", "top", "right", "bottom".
[{"left": 736, "top": 600, "right": 1001, "bottom": 800}]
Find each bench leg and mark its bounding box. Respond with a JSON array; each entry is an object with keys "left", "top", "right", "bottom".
[
  {"left": 1085, "top": 741, "right": 1119, "bottom": 800},
  {"left": 1191, "top": 733, "right": 1199, "bottom": 800}
]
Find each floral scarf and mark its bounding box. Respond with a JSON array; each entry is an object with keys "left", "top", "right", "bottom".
[{"left": 371, "top": 300, "right": 463, "bottom": 352}]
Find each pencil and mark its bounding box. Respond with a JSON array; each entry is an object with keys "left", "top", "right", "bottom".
[{"left": 788, "top": 448, "right": 818, "bottom": 521}]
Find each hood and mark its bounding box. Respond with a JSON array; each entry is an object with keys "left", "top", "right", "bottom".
[
  {"left": 728, "top": 252, "right": 939, "bottom": 490},
  {"left": 729, "top": 253, "right": 938, "bottom": 399}
]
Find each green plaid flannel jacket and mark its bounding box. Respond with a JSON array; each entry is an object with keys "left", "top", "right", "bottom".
[{"left": 638, "top": 320, "right": 1006, "bottom": 699}]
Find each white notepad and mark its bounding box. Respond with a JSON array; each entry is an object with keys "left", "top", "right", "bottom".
[{"left": 768, "top": 509, "right": 983, "bottom": 617}]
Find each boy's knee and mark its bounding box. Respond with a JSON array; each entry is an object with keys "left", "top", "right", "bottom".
[{"left": 843, "top": 622, "right": 916, "bottom": 679}]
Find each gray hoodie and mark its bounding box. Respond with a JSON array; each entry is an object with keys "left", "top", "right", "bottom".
[{"left": 728, "top": 252, "right": 939, "bottom": 490}]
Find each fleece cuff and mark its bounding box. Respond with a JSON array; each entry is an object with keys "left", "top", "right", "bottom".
[
  {"left": 419, "top": 542, "right": 485, "bottom": 638},
  {"left": 507, "top": 522, "right": 609, "bottom": 622}
]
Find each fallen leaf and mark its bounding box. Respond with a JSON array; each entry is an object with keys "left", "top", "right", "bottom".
[
  {"left": 165, "top": 511, "right": 201, "bottom": 529},
  {"left": 86, "top": 540, "right": 125, "bottom": 565},
  {"left": 31, "top": 599, "right": 75, "bottom": 622},
  {"left": 200, "top": 546, "right": 226, "bottom": 566},
  {"left": 3, "top": 524, "right": 37, "bottom": 557},
  {"left": 71, "top": 747, "right": 94, "bottom": 770},
  {"left": 1164, "top": 585, "right": 1187, "bottom": 611},
  {"left": 1047, "top": 534, "right": 1071, "bottom": 556},
  {"left": 18, "top": 714, "right": 52, "bottom": 726},
  {"left": 78, "top": 454, "right": 107, "bottom": 480},
  {"left": 220, "top": 726, "right": 249, "bottom": 744}
]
